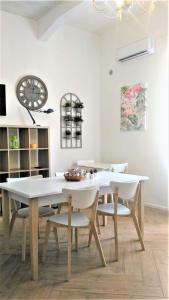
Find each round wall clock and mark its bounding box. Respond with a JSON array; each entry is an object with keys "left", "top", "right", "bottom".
[{"left": 16, "top": 75, "right": 48, "bottom": 111}]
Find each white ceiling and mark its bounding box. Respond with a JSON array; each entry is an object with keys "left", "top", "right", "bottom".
[
  {"left": 0, "top": 0, "right": 115, "bottom": 32},
  {"left": 0, "top": 0, "right": 61, "bottom": 20},
  {"left": 64, "top": 2, "right": 114, "bottom": 33},
  {"left": 53, "top": 1, "right": 167, "bottom": 34},
  {"left": 0, "top": 1, "right": 168, "bottom": 35}
]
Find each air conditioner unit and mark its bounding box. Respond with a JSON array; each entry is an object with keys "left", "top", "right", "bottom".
[{"left": 117, "top": 37, "right": 155, "bottom": 62}]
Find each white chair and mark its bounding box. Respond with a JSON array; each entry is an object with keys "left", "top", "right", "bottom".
[
  {"left": 43, "top": 187, "right": 106, "bottom": 280},
  {"left": 55, "top": 172, "right": 64, "bottom": 177},
  {"left": 7, "top": 175, "right": 55, "bottom": 262},
  {"left": 89, "top": 181, "right": 145, "bottom": 261},
  {"left": 77, "top": 160, "right": 94, "bottom": 168},
  {"left": 54, "top": 172, "right": 67, "bottom": 212},
  {"left": 110, "top": 163, "right": 128, "bottom": 173},
  {"left": 99, "top": 163, "right": 129, "bottom": 224}
]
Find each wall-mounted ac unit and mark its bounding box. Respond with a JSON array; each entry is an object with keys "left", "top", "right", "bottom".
[{"left": 117, "top": 37, "right": 155, "bottom": 62}]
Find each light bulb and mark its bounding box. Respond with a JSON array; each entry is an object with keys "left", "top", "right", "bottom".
[
  {"left": 93, "top": 0, "right": 154, "bottom": 20},
  {"left": 116, "top": 0, "right": 125, "bottom": 9}
]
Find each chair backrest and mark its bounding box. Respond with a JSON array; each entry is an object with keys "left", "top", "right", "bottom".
[
  {"left": 77, "top": 160, "right": 94, "bottom": 167},
  {"left": 110, "top": 163, "right": 128, "bottom": 173},
  {"left": 110, "top": 180, "right": 139, "bottom": 201},
  {"left": 63, "top": 187, "right": 98, "bottom": 209},
  {"left": 7, "top": 175, "right": 42, "bottom": 183},
  {"left": 55, "top": 172, "right": 64, "bottom": 177}
]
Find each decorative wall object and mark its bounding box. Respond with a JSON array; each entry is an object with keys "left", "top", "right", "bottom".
[
  {"left": 60, "top": 93, "right": 84, "bottom": 148},
  {"left": 16, "top": 75, "right": 53, "bottom": 125},
  {"left": 120, "top": 83, "right": 147, "bottom": 131}
]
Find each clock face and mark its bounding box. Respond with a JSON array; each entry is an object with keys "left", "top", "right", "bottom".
[{"left": 16, "top": 75, "right": 48, "bottom": 111}]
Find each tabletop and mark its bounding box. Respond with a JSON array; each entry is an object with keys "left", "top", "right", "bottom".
[{"left": 0, "top": 171, "right": 149, "bottom": 199}]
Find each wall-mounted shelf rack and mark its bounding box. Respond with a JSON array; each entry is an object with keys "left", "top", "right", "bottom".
[{"left": 60, "top": 93, "right": 84, "bottom": 149}]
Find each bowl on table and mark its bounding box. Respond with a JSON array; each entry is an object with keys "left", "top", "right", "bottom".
[{"left": 64, "top": 168, "right": 86, "bottom": 182}]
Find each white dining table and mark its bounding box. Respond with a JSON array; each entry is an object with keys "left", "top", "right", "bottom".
[{"left": 0, "top": 171, "right": 148, "bottom": 280}]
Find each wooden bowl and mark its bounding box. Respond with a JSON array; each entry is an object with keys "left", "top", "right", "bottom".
[{"left": 64, "top": 174, "right": 86, "bottom": 181}]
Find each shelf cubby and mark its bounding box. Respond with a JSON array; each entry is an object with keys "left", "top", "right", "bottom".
[
  {"left": 9, "top": 150, "right": 20, "bottom": 171},
  {"left": 31, "top": 170, "right": 39, "bottom": 176},
  {"left": 0, "top": 127, "right": 8, "bottom": 149},
  {"left": 30, "top": 149, "right": 38, "bottom": 169},
  {"left": 29, "top": 128, "right": 38, "bottom": 147},
  {"left": 38, "top": 128, "right": 48, "bottom": 148},
  {"left": 38, "top": 149, "right": 49, "bottom": 168},
  {"left": 19, "top": 128, "right": 29, "bottom": 148},
  {"left": 20, "top": 171, "right": 30, "bottom": 178},
  {"left": 9, "top": 172, "right": 21, "bottom": 178},
  {"left": 0, "top": 151, "right": 8, "bottom": 173},
  {"left": 8, "top": 128, "right": 19, "bottom": 149},
  {"left": 0, "top": 173, "right": 9, "bottom": 182},
  {"left": 20, "top": 150, "right": 29, "bottom": 170}
]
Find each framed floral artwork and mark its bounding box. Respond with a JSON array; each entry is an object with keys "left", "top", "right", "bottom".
[{"left": 120, "top": 83, "right": 147, "bottom": 131}]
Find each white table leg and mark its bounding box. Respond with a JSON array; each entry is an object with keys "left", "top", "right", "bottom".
[
  {"left": 2, "top": 190, "right": 10, "bottom": 250},
  {"left": 138, "top": 182, "right": 144, "bottom": 239},
  {"left": 30, "top": 198, "right": 38, "bottom": 280}
]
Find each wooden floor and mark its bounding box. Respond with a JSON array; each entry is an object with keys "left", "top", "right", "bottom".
[{"left": 0, "top": 207, "right": 168, "bottom": 300}]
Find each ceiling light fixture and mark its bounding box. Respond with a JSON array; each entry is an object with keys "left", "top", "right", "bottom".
[{"left": 93, "top": 0, "right": 155, "bottom": 20}]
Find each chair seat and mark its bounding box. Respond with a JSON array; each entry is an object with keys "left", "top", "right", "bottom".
[
  {"left": 17, "top": 207, "right": 55, "bottom": 218},
  {"left": 48, "top": 212, "right": 90, "bottom": 227},
  {"left": 97, "top": 203, "right": 131, "bottom": 216}
]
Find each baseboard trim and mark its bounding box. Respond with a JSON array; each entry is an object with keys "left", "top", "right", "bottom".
[{"left": 145, "top": 202, "right": 169, "bottom": 211}]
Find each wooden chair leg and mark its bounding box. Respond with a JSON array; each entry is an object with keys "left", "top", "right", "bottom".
[
  {"left": 96, "top": 214, "right": 101, "bottom": 234},
  {"left": 71, "top": 228, "right": 73, "bottom": 244},
  {"left": 112, "top": 216, "right": 115, "bottom": 238},
  {"left": 132, "top": 213, "right": 145, "bottom": 250},
  {"left": 88, "top": 228, "right": 92, "bottom": 247},
  {"left": 9, "top": 212, "right": 16, "bottom": 237},
  {"left": 57, "top": 204, "right": 61, "bottom": 214},
  {"left": 88, "top": 214, "right": 100, "bottom": 247},
  {"left": 113, "top": 214, "right": 118, "bottom": 261},
  {"left": 75, "top": 228, "right": 78, "bottom": 252},
  {"left": 38, "top": 221, "right": 40, "bottom": 239},
  {"left": 21, "top": 218, "right": 27, "bottom": 262},
  {"left": 67, "top": 226, "right": 72, "bottom": 281},
  {"left": 53, "top": 227, "right": 59, "bottom": 250},
  {"left": 102, "top": 194, "right": 107, "bottom": 226},
  {"left": 43, "top": 221, "right": 51, "bottom": 262},
  {"left": 91, "top": 223, "right": 106, "bottom": 267}
]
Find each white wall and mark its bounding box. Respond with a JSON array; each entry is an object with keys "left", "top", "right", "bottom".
[
  {"left": 100, "top": 3, "right": 168, "bottom": 208},
  {"left": 0, "top": 4, "right": 168, "bottom": 209},
  {"left": 0, "top": 11, "right": 101, "bottom": 173}
]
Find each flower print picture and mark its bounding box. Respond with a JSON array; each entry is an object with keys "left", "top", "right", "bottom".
[{"left": 120, "top": 83, "right": 147, "bottom": 131}]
